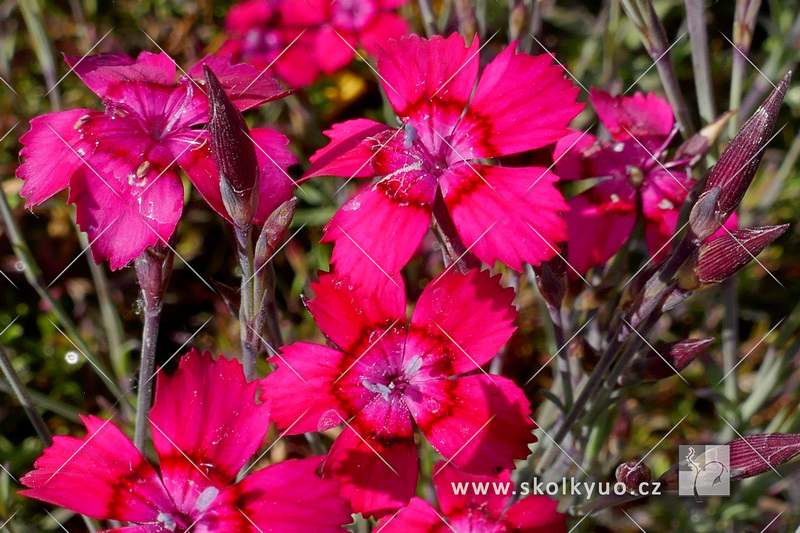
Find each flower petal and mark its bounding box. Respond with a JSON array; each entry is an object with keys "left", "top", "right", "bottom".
[
  {"left": 440, "top": 164, "right": 569, "bottom": 271},
  {"left": 262, "top": 342, "right": 349, "bottom": 434},
  {"left": 376, "top": 33, "right": 478, "bottom": 123},
  {"left": 590, "top": 89, "right": 674, "bottom": 147},
  {"left": 455, "top": 44, "right": 583, "bottom": 158},
  {"left": 149, "top": 350, "right": 270, "bottom": 512},
  {"left": 17, "top": 109, "right": 97, "bottom": 206},
  {"left": 641, "top": 169, "right": 692, "bottom": 262},
  {"left": 506, "top": 495, "right": 567, "bottom": 533},
  {"left": 307, "top": 272, "right": 405, "bottom": 352},
  {"left": 323, "top": 173, "right": 435, "bottom": 290},
  {"left": 305, "top": 119, "right": 393, "bottom": 179},
  {"left": 65, "top": 51, "right": 176, "bottom": 99},
  {"left": 410, "top": 269, "right": 517, "bottom": 374},
  {"left": 68, "top": 150, "right": 184, "bottom": 270},
  {"left": 205, "top": 457, "right": 352, "bottom": 532},
  {"left": 409, "top": 374, "right": 535, "bottom": 475},
  {"left": 359, "top": 13, "right": 409, "bottom": 55},
  {"left": 323, "top": 418, "right": 418, "bottom": 517},
  {"left": 432, "top": 462, "right": 514, "bottom": 516},
  {"left": 19, "top": 415, "right": 172, "bottom": 522},
  {"left": 375, "top": 497, "right": 443, "bottom": 532},
  {"left": 552, "top": 130, "right": 598, "bottom": 181},
  {"left": 563, "top": 182, "right": 637, "bottom": 274},
  {"left": 315, "top": 26, "right": 356, "bottom": 73}
]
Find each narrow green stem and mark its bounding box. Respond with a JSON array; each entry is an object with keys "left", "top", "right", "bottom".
[
  {"left": 685, "top": 0, "right": 717, "bottom": 123},
  {"left": 721, "top": 277, "right": 740, "bottom": 403},
  {"left": 417, "top": 0, "right": 438, "bottom": 37},
  {"left": 236, "top": 225, "right": 259, "bottom": 380},
  {"left": 0, "top": 342, "right": 52, "bottom": 446}
]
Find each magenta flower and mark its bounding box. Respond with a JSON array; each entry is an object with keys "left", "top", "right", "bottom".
[
  {"left": 261, "top": 269, "right": 536, "bottom": 517},
  {"left": 20, "top": 349, "right": 352, "bottom": 532},
  {"left": 17, "top": 52, "right": 296, "bottom": 270},
  {"left": 305, "top": 33, "right": 583, "bottom": 287},
  {"left": 220, "top": 0, "right": 409, "bottom": 88},
  {"left": 554, "top": 89, "right": 734, "bottom": 274},
  {"left": 376, "top": 463, "right": 566, "bottom": 533}
]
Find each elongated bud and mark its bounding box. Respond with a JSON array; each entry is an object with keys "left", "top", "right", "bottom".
[
  {"left": 254, "top": 198, "right": 296, "bottom": 273},
  {"left": 615, "top": 461, "right": 652, "bottom": 494},
  {"left": 619, "top": 337, "right": 712, "bottom": 386},
  {"left": 728, "top": 433, "right": 800, "bottom": 480},
  {"left": 705, "top": 72, "right": 790, "bottom": 223},
  {"left": 673, "top": 111, "right": 736, "bottom": 165},
  {"left": 134, "top": 243, "right": 174, "bottom": 312},
  {"left": 205, "top": 65, "right": 259, "bottom": 228},
  {"left": 533, "top": 249, "right": 567, "bottom": 308},
  {"left": 685, "top": 225, "right": 788, "bottom": 288},
  {"left": 687, "top": 188, "right": 721, "bottom": 243}
]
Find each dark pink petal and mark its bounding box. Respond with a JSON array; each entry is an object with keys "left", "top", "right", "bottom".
[
  {"left": 307, "top": 272, "right": 405, "bottom": 352},
  {"left": 374, "top": 497, "right": 443, "bottom": 532},
  {"left": 432, "top": 462, "right": 513, "bottom": 516},
  {"left": 17, "top": 109, "right": 96, "bottom": 206},
  {"left": 440, "top": 164, "right": 569, "bottom": 271},
  {"left": 563, "top": 182, "right": 637, "bottom": 274},
  {"left": 273, "top": 34, "right": 325, "bottom": 88},
  {"left": 323, "top": 423, "right": 418, "bottom": 517},
  {"left": 378, "top": 0, "right": 411, "bottom": 8},
  {"left": 456, "top": 44, "right": 582, "bottom": 158},
  {"left": 149, "top": 350, "right": 270, "bottom": 512},
  {"left": 410, "top": 269, "right": 517, "bottom": 374},
  {"left": 65, "top": 51, "right": 175, "bottom": 99},
  {"left": 409, "top": 374, "right": 535, "bottom": 475},
  {"left": 641, "top": 169, "right": 692, "bottom": 262},
  {"left": 205, "top": 457, "right": 352, "bottom": 532},
  {"left": 376, "top": 33, "right": 479, "bottom": 121},
  {"left": 278, "top": 0, "right": 328, "bottom": 25},
  {"left": 225, "top": 0, "right": 275, "bottom": 33},
  {"left": 68, "top": 152, "right": 184, "bottom": 270},
  {"left": 262, "top": 342, "right": 348, "bottom": 434},
  {"left": 359, "top": 13, "right": 409, "bottom": 55},
  {"left": 315, "top": 26, "right": 356, "bottom": 73},
  {"left": 552, "top": 130, "right": 598, "bottom": 181},
  {"left": 186, "top": 54, "right": 291, "bottom": 112},
  {"left": 590, "top": 89, "right": 674, "bottom": 146},
  {"left": 305, "top": 119, "right": 392, "bottom": 179},
  {"left": 506, "top": 494, "right": 567, "bottom": 533},
  {"left": 322, "top": 174, "right": 435, "bottom": 290},
  {"left": 251, "top": 127, "right": 297, "bottom": 223},
  {"left": 20, "top": 415, "right": 172, "bottom": 522},
  {"left": 103, "top": 527, "right": 162, "bottom": 533}
]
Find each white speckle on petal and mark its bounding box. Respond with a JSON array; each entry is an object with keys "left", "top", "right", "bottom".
[
  {"left": 404, "top": 355, "right": 423, "bottom": 376},
  {"left": 157, "top": 512, "right": 177, "bottom": 531},
  {"left": 195, "top": 486, "right": 220, "bottom": 512},
  {"left": 658, "top": 198, "right": 675, "bottom": 210},
  {"left": 610, "top": 193, "right": 620, "bottom": 203}
]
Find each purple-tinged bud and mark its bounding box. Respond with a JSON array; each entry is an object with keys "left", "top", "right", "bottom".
[
  {"left": 533, "top": 249, "right": 567, "bottom": 308},
  {"left": 687, "top": 188, "right": 721, "bottom": 243},
  {"left": 619, "top": 337, "right": 712, "bottom": 386},
  {"left": 728, "top": 433, "right": 800, "bottom": 480},
  {"left": 705, "top": 72, "right": 790, "bottom": 223},
  {"left": 205, "top": 65, "right": 260, "bottom": 228},
  {"left": 673, "top": 111, "right": 736, "bottom": 166},
  {"left": 615, "top": 461, "right": 652, "bottom": 494},
  {"left": 254, "top": 198, "right": 296, "bottom": 273},
  {"left": 687, "top": 225, "right": 788, "bottom": 287},
  {"left": 134, "top": 243, "right": 174, "bottom": 312}
]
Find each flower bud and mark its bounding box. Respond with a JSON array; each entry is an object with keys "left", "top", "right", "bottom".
[
  {"left": 619, "top": 337, "right": 712, "bottom": 386},
  {"left": 673, "top": 110, "right": 735, "bottom": 166},
  {"left": 687, "top": 188, "right": 721, "bottom": 244},
  {"left": 615, "top": 461, "right": 652, "bottom": 494},
  {"left": 254, "top": 198, "right": 296, "bottom": 273},
  {"left": 533, "top": 249, "right": 567, "bottom": 309},
  {"left": 205, "top": 65, "right": 259, "bottom": 228},
  {"left": 728, "top": 433, "right": 800, "bottom": 480},
  {"left": 692, "top": 225, "right": 788, "bottom": 285},
  {"left": 704, "top": 72, "right": 790, "bottom": 223}
]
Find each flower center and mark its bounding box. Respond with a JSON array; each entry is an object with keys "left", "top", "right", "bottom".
[
  {"left": 362, "top": 355, "right": 423, "bottom": 401},
  {"left": 243, "top": 28, "right": 282, "bottom": 60},
  {"left": 331, "top": 0, "right": 378, "bottom": 30}
]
